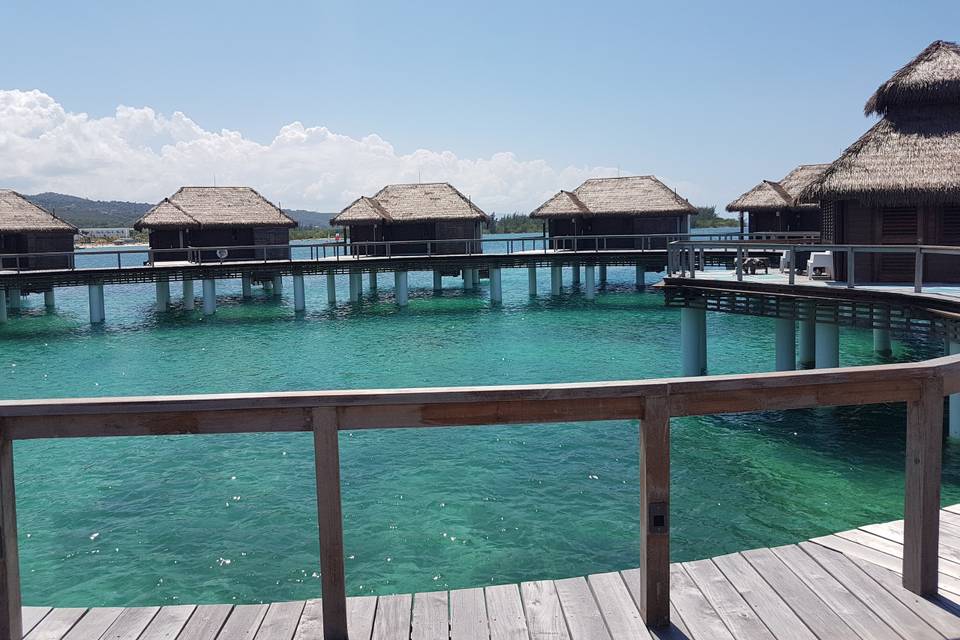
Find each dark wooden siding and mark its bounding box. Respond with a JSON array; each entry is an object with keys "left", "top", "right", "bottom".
[
  {"left": 150, "top": 227, "right": 290, "bottom": 262},
  {"left": 1, "top": 232, "right": 74, "bottom": 270}
]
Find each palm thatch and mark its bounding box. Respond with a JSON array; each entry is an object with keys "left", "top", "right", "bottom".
[
  {"left": 0, "top": 189, "right": 77, "bottom": 234},
  {"left": 804, "top": 40, "right": 960, "bottom": 205},
  {"left": 726, "top": 164, "right": 829, "bottom": 212},
  {"left": 530, "top": 176, "right": 695, "bottom": 219},
  {"left": 332, "top": 183, "right": 488, "bottom": 225},
  {"left": 134, "top": 187, "right": 296, "bottom": 231}
]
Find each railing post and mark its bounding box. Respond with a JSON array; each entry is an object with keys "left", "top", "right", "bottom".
[
  {"left": 903, "top": 376, "right": 944, "bottom": 596},
  {"left": 914, "top": 248, "right": 923, "bottom": 294},
  {"left": 735, "top": 247, "right": 743, "bottom": 281},
  {"left": 788, "top": 247, "right": 796, "bottom": 285},
  {"left": 846, "top": 248, "right": 855, "bottom": 289},
  {"left": 0, "top": 426, "right": 22, "bottom": 640},
  {"left": 313, "top": 408, "right": 348, "bottom": 640},
  {"left": 639, "top": 396, "right": 670, "bottom": 628}
]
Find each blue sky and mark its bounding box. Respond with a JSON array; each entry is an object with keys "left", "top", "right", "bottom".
[{"left": 0, "top": 1, "right": 957, "bottom": 211}]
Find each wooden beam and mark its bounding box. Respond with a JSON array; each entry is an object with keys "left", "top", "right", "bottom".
[
  {"left": 0, "top": 427, "right": 22, "bottom": 640},
  {"left": 313, "top": 408, "right": 348, "bottom": 640},
  {"left": 639, "top": 396, "right": 670, "bottom": 627},
  {"left": 903, "top": 376, "right": 944, "bottom": 596}
]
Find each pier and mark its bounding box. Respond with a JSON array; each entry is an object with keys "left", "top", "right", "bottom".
[{"left": 0, "top": 351, "right": 957, "bottom": 638}]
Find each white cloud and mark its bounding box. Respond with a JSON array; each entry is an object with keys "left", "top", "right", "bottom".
[{"left": 0, "top": 89, "right": 697, "bottom": 212}]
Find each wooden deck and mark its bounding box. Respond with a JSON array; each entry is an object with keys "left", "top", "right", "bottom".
[{"left": 19, "top": 506, "right": 960, "bottom": 640}]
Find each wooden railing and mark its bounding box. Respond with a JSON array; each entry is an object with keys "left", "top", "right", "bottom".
[{"left": 0, "top": 354, "right": 957, "bottom": 639}]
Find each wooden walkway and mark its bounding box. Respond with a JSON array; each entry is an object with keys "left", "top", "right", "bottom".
[{"left": 17, "top": 506, "right": 960, "bottom": 639}]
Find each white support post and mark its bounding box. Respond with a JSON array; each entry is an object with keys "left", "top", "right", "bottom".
[
  {"left": 636, "top": 263, "right": 645, "bottom": 289},
  {"left": 585, "top": 265, "right": 596, "bottom": 300},
  {"left": 599, "top": 264, "right": 607, "bottom": 286},
  {"left": 293, "top": 274, "right": 306, "bottom": 312},
  {"left": 815, "top": 322, "right": 839, "bottom": 369},
  {"left": 349, "top": 271, "right": 361, "bottom": 302},
  {"left": 43, "top": 289, "right": 55, "bottom": 308},
  {"left": 272, "top": 275, "right": 283, "bottom": 297},
  {"left": 433, "top": 270, "right": 443, "bottom": 291},
  {"left": 155, "top": 279, "right": 170, "bottom": 312},
  {"left": 873, "top": 308, "right": 891, "bottom": 356},
  {"left": 551, "top": 264, "right": 562, "bottom": 296},
  {"left": 182, "top": 280, "right": 195, "bottom": 310},
  {"left": 473, "top": 268, "right": 481, "bottom": 284},
  {"left": 7, "top": 289, "right": 20, "bottom": 311},
  {"left": 490, "top": 267, "right": 502, "bottom": 304},
  {"left": 798, "top": 301, "right": 816, "bottom": 368},
  {"left": 680, "top": 302, "right": 706, "bottom": 376},
  {"left": 528, "top": 266, "right": 537, "bottom": 296},
  {"left": 775, "top": 317, "right": 796, "bottom": 371},
  {"left": 88, "top": 284, "right": 105, "bottom": 324},
  {"left": 369, "top": 270, "right": 377, "bottom": 291},
  {"left": 202, "top": 279, "right": 216, "bottom": 316},
  {"left": 0, "top": 290, "right": 6, "bottom": 323},
  {"left": 326, "top": 271, "right": 337, "bottom": 304},
  {"left": 241, "top": 276, "right": 252, "bottom": 300},
  {"left": 950, "top": 341, "right": 960, "bottom": 439},
  {"left": 395, "top": 271, "right": 409, "bottom": 306},
  {"left": 571, "top": 262, "right": 580, "bottom": 285}
]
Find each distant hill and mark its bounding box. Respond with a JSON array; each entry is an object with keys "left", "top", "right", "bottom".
[{"left": 24, "top": 193, "right": 335, "bottom": 229}]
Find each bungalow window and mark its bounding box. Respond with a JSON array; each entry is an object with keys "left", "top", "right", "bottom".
[{"left": 880, "top": 206, "right": 918, "bottom": 239}]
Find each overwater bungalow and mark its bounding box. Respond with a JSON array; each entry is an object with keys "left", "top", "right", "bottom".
[
  {"left": 134, "top": 186, "right": 297, "bottom": 262},
  {"left": 0, "top": 189, "right": 77, "bottom": 271},
  {"left": 332, "top": 182, "right": 489, "bottom": 256},
  {"left": 803, "top": 40, "right": 960, "bottom": 283},
  {"left": 529, "top": 175, "right": 696, "bottom": 249},
  {"left": 726, "top": 164, "right": 829, "bottom": 234}
]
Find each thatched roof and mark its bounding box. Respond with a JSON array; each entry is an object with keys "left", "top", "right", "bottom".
[
  {"left": 530, "top": 176, "right": 695, "bottom": 219},
  {"left": 804, "top": 41, "right": 960, "bottom": 205},
  {"left": 865, "top": 40, "right": 960, "bottom": 116},
  {"left": 332, "top": 183, "right": 488, "bottom": 225},
  {"left": 726, "top": 164, "right": 829, "bottom": 213},
  {"left": 134, "top": 187, "right": 296, "bottom": 231},
  {"left": 0, "top": 189, "right": 77, "bottom": 234}
]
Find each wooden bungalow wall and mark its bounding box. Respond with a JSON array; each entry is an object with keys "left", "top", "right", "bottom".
[
  {"left": 547, "top": 215, "right": 687, "bottom": 249},
  {"left": 149, "top": 226, "right": 291, "bottom": 262},
  {"left": 347, "top": 220, "right": 483, "bottom": 256},
  {"left": 0, "top": 232, "right": 74, "bottom": 270}
]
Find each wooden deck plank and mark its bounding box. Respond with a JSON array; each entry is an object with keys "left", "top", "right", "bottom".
[
  {"left": 799, "top": 542, "right": 942, "bottom": 640},
  {"left": 98, "top": 606, "right": 160, "bottom": 640},
  {"left": 292, "top": 600, "right": 321, "bottom": 640},
  {"left": 176, "top": 604, "right": 233, "bottom": 640},
  {"left": 520, "top": 581, "right": 570, "bottom": 640},
  {"left": 137, "top": 605, "right": 196, "bottom": 640},
  {"left": 741, "top": 548, "right": 861, "bottom": 640},
  {"left": 586, "top": 572, "right": 653, "bottom": 640},
  {"left": 23, "top": 608, "right": 86, "bottom": 640},
  {"left": 667, "top": 564, "right": 734, "bottom": 640},
  {"left": 410, "top": 591, "right": 447, "bottom": 640},
  {"left": 347, "top": 595, "right": 378, "bottom": 640},
  {"left": 60, "top": 608, "right": 125, "bottom": 640},
  {"left": 254, "top": 601, "right": 304, "bottom": 640},
  {"left": 449, "top": 588, "right": 488, "bottom": 640},
  {"left": 851, "top": 555, "right": 960, "bottom": 638},
  {"left": 682, "top": 559, "right": 775, "bottom": 640},
  {"left": 711, "top": 552, "right": 817, "bottom": 640},
  {"left": 21, "top": 608, "right": 52, "bottom": 636},
  {"left": 841, "top": 526, "right": 960, "bottom": 579},
  {"left": 621, "top": 569, "right": 691, "bottom": 639},
  {"left": 484, "top": 584, "right": 527, "bottom": 640},
  {"left": 553, "top": 576, "right": 611, "bottom": 640},
  {"left": 944, "top": 504, "right": 960, "bottom": 516},
  {"left": 371, "top": 594, "right": 413, "bottom": 640},
  {"left": 771, "top": 544, "right": 901, "bottom": 640},
  {"left": 215, "top": 604, "right": 268, "bottom": 640},
  {"left": 862, "top": 520, "right": 960, "bottom": 565}
]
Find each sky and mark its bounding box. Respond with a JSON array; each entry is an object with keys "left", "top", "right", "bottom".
[{"left": 0, "top": 1, "right": 957, "bottom": 214}]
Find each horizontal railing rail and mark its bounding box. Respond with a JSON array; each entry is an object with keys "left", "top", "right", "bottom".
[
  {"left": 667, "top": 240, "right": 960, "bottom": 292},
  {"left": 0, "top": 351, "right": 955, "bottom": 638}
]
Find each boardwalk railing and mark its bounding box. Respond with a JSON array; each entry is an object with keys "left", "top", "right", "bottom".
[
  {"left": 668, "top": 240, "right": 960, "bottom": 292},
  {"left": 0, "top": 232, "right": 819, "bottom": 274},
  {"left": 0, "top": 354, "right": 957, "bottom": 638}
]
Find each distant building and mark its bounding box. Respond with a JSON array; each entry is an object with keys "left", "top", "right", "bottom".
[
  {"left": 0, "top": 189, "right": 77, "bottom": 270},
  {"left": 332, "top": 183, "right": 488, "bottom": 255},
  {"left": 530, "top": 176, "right": 696, "bottom": 248},
  {"left": 80, "top": 227, "right": 133, "bottom": 239},
  {"left": 804, "top": 40, "right": 960, "bottom": 282},
  {"left": 726, "top": 164, "right": 829, "bottom": 234},
  {"left": 134, "top": 187, "right": 297, "bottom": 262}
]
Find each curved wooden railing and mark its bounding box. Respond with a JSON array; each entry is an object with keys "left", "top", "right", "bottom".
[{"left": 0, "top": 354, "right": 958, "bottom": 638}]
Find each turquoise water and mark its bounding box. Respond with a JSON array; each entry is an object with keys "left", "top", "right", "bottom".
[{"left": 1, "top": 235, "right": 958, "bottom": 607}]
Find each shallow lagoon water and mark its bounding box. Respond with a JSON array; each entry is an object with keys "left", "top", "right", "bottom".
[{"left": 1, "top": 237, "right": 958, "bottom": 606}]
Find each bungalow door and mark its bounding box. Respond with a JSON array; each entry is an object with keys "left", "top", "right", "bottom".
[{"left": 878, "top": 206, "right": 918, "bottom": 282}]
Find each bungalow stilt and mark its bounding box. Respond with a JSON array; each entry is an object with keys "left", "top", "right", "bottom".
[
  {"left": 183, "top": 280, "right": 195, "bottom": 310},
  {"left": 155, "top": 279, "right": 170, "bottom": 311},
  {"left": 241, "top": 276, "right": 252, "bottom": 299},
  {"left": 775, "top": 318, "right": 796, "bottom": 371},
  {"left": 585, "top": 265, "right": 596, "bottom": 300},
  {"left": 815, "top": 322, "right": 839, "bottom": 368},
  {"left": 433, "top": 270, "right": 443, "bottom": 291},
  {"left": 202, "top": 279, "right": 216, "bottom": 316},
  {"left": 0, "top": 290, "right": 6, "bottom": 323},
  {"left": 88, "top": 284, "right": 105, "bottom": 324},
  {"left": 43, "top": 289, "right": 54, "bottom": 308},
  {"left": 489, "top": 267, "right": 502, "bottom": 304},
  {"left": 326, "top": 272, "right": 336, "bottom": 304},
  {"left": 527, "top": 266, "right": 537, "bottom": 296},
  {"left": 293, "top": 274, "right": 306, "bottom": 312},
  {"left": 395, "top": 271, "right": 409, "bottom": 306}
]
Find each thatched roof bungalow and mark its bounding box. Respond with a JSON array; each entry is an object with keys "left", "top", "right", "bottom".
[
  {"left": 803, "top": 40, "right": 960, "bottom": 282},
  {"left": 726, "top": 164, "right": 829, "bottom": 234},
  {"left": 332, "top": 183, "right": 489, "bottom": 256},
  {"left": 0, "top": 189, "right": 77, "bottom": 270},
  {"left": 530, "top": 176, "right": 696, "bottom": 249},
  {"left": 134, "top": 187, "right": 297, "bottom": 262}
]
